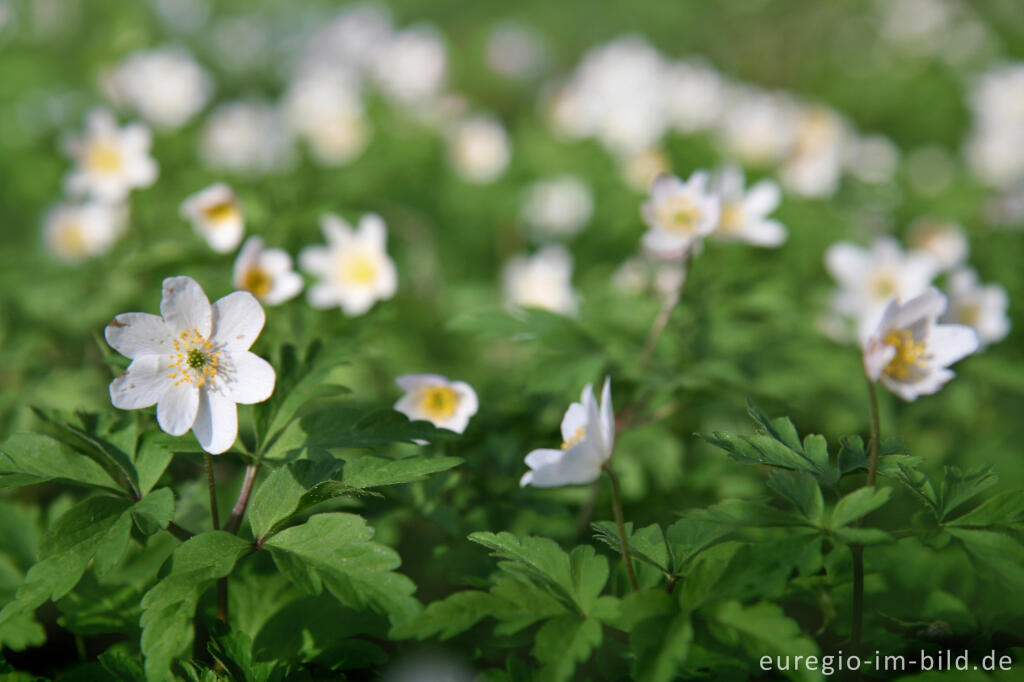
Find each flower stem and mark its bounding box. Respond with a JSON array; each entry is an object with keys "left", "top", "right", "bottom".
[
  {"left": 603, "top": 464, "right": 638, "bottom": 591},
  {"left": 638, "top": 279, "right": 682, "bottom": 372},
  {"left": 851, "top": 377, "right": 882, "bottom": 649},
  {"left": 205, "top": 454, "right": 227, "bottom": 623},
  {"left": 224, "top": 463, "right": 260, "bottom": 535},
  {"left": 865, "top": 377, "right": 881, "bottom": 487}
]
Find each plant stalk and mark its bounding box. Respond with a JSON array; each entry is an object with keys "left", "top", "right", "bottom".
[
  {"left": 205, "top": 454, "right": 228, "bottom": 623},
  {"left": 224, "top": 463, "right": 260, "bottom": 535},
  {"left": 603, "top": 464, "right": 639, "bottom": 591},
  {"left": 851, "top": 377, "right": 882, "bottom": 649}
]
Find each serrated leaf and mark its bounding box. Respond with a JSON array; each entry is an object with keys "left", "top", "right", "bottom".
[
  {"left": 468, "top": 532, "right": 579, "bottom": 614},
  {"left": 342, "top": 455, "right": 461, "bottom": 489},
  {"left": 938, "top": 465, "right": 999, "bottom": 521},
  {"left": 830, "top": 486, "right": 892, "bottom": 528},
  {"left": 532, "top": 615, "right": 601, "bottom": 682},
  {"left": 612, "top": 589, "right": 675, "bottom": 632},
  {"left": 631, "top": 612, "right": 692, "bottom": 682},
  {"left": 947, "top": 490, "right": 1024, "bottom": 529},
  {"left": 946, "top": 528, "right": 1024, "bottom": 592},
  {"left": 592, "top": 522, "right": 670, "bottom": 573},
  {"left": 711, "top": 600, "right": 820, "bottom": 682},
  {"left": 132, "top": 434, "right": 173, "bottom": 496},
  {"left": 766, "top": 470, "right": 824, "bottom": 525},
  {"left": 390, "top": 590, "right": 501, "bottom": 640},
  {"left": 665, "top": 518, "right": 734, "bottom": 570},
  {"left": 0, "top": 433, "right": 122, "bottom": 493}
]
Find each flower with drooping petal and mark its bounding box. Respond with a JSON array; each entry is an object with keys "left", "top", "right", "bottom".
[
  {"left": 43, "top": 201, "right": 127, "bottom": 263},
  {"left": 64, "top": 109, "right": 158, "bottom": 202},
  {"left": 299, "top": 213, "right": 397, "bottom": 316},
  {"left": 502, "top": 244, "right": 579, "bottom": 316},
  {"left": 711, "top": 165, "right": 786, "bottom": 247},
  {"left": 232, "top": 237, "right": 303, "bottom": 305},
  {"left": 180, "top": 183, "right": 245, "bottom": 253},
  {"left": 907, "top": 218, "right": 968, "bottom": 272},
  {"left": 862, "top": 288, "right": 978, "bottom": 401},
  {"left": 641, "top": 171, "right": 720, "bottom": 259},
  {"left": 942, "top": 268, "right": 1010, "bottom": 348},
  {"left": 105, "top": 276, "right": 275, "bottom": 454},
  {"left": 521, "top": 378, "right": 614, "bottom": 487},
  {"left": 394, "top": 374, "right": 478, "bottom": 434}
]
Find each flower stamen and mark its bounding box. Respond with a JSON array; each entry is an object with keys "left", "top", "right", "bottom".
[
  {"left": 883, "top": 329, "right": 928, "bottom": 380},
  {"left": 562, "top": 426, "right": 585, "bottom": 450},
  {"left": 168, "top": 328, "right": 221, "bottom": 386},
  {"left": 419, "top": 386, "right": 459, "bottom": 419}
]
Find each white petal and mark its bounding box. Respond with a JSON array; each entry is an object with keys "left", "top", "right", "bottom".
[
  {"left": 264, "top": 271, "right": 304, "bottom": 305},
  {"left": 892, "top": 288, "right": 947, "bottom": 329},
  {"left": 744, "top": 180, "right": 781, "bottom": 216},
  {"left": 161, "top": 276, "right": 212, "bottom": 337},
  {"left": 105, "top": 313, "right": 173, "bottom": 359},
  {"left": 649, "top": 174, "right": 685, "bottom": 202},
  {"left": 339, "top": 288, "right": 377, "bottom": 316},
  {"left": 233, "top": 237, "right": 263, "bottom": 287},
  {"left": 523, "top": 443, "right": 602, "bottom": 487},
  {"left": 157, "top": 383, "right": 199, "bottom": 436},
  {"left": 357, "top": 213, "right": 387, "bottom": 250},
  {"left": 258, "top": 248, "right": 293, "bottom": 275},
  {"left": 744, "top": 219, "right": 787, "bottom": 247},
  {"left": 928, "top": 324, "right": 978, "bottom": 368},
  {"left": 299, "top": 246, "right": 332, "bottom": 276},
  {"left": 203, "top": 219, "right": 244, "bottom": 253},
  {"left": 394, "top": 393, "right": 424, "bottom": 421},
  {"left": 109, "top": 355, "right": 173, "bottom": 409},
  {"left": 211, "top": 291, "right": 265, "bottom": 351},
  {"left": 642, "top": 229, "right": 690, "bottom": 259},
  {"left": 308, "top": 282, "right": 340, "bottom": 309},
  {"left": 321, "top": 213, "right": 353, "bottom": 245},
  {"left": 192, "top": 389, "right": 238, "bottom": 454},
  {"left": 396, "top": 374, "right": 449, "bottom": 391},
  {"left": 223, "top": 351, "right": 275, "bottom": 404},
  {"left": 825, "top": 243, "right": 869, "bottom": 286},
  {"left": 560, "top": 402, "right": 588, "bottom": 443},
  {"left": 862, "top": 341, "right": 896, "bottom": 382},
  {"left": 599, "top": 377, "right": 614, "bottom": 452}
]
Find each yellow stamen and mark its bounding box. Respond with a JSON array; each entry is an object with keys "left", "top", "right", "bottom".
[
  {"left": 419, "top": 386, "right": 458, "bottom": 420},
  {"left": 718, "top": 202, "right": 744, "bottom": 233},
  {"left": 655, "top": 195, "right": 702, "bottom": 235},
  {"left": 871, "top": 273, "right": 897, "bottom": 300},
  {"left": 167, "top": 329, "right": 220, "bottom": 387},
  {"left": 202, "top": 201, "right": 238, "bottom": 224},
  {"left": 241, "top": 266, "right": 273, "bottom": 299},
  {"left": 883, "top": 329, "right": 928, "bottom": 380},
  {"left": 54, "top": 222, "right": 88, "bottom": 257},
  {"left": 86, "top": 142, "right": 122, "bottom": 174},
  {"left": 338, "top": 252, "right": 378, "bottom": 285},
  {"left": 561, "top": 426, "right": 585, "bottom": 450}
]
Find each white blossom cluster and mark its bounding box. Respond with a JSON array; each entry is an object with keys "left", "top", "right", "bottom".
[{"left": 965, "top": 63, "right": 1024, "bottom": 189}]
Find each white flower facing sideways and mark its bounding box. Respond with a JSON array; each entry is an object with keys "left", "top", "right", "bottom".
[
  {"left": 180, "top": 183, "right": 245, "bottom": 253},
  {"left": 394, "top": 374, "right": 479, "bottom": 434},
  {"left": 106, "top": 276, "right": 276, "bottom": 454},
  {"left": 300, "top": 213, "right": 397, "bottom": 316},
  {"left": 942, "top": 268, "right": 1010, "bottom": 348},
  {"left": 521, "top": 378, "right": 614, "bottom": 487},
  {"left": 710, "top": 165, "right": 786, "bottom": 247},
  {"left": 641, "top": 171, "right": 720, "bottom": 259},
  {"left": 233, "top": 237, "right": 303, "bottom": 305},
  {"left": 862, "top": 288, "right": 978, "bottom": 402},
  {"left": 64, "top": 109, "right": 158, "bottom": 202}
]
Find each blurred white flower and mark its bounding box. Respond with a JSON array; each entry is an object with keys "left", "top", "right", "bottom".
[
  {"left": 180, "top": 183, "right": 244, "bottom": 253},
  {"left": 486, "top": 22, "right": 547, "bottom": 80},
  {"left": 447, "top": 115, "right": 510, "bottom": 184},
  {"left": 299, "top": 4, "right": 393, "bottom": 74},
  {"left": 612, "top": 256, "right": 651, "bottom": 296},
  {"left": 826, "top": 237, "right": 940, "bottom": 339},
  {"left": 502, "top": 244, "right": 579, "bottom": 316},
  {"left": 943, "top": 268, "right": 1010, "bottom": 348},
  {"left": 711, "top": 166, "right": 786, "bottom": 247},
  {"left": 282, "top": 69, "right": 370, "bottom": 166},
  {"left": 663, "top": 59, "right": 724, "bottom": 133},
  {"left": 300, "top": 213, "right": 397, "bottom": 316},
  {"left": 106, "top": 276, "right": 275, "bottom": 454},
  {"left": 371, "top": 25, "right": 447, "bottom": 107},
  {"left": 719, "top": 89, "right": 796, "bottom": 167},
  {"left": 43, "top": 201, "right": 125, "bottom": 263},
  {"left": 233, "top": 237, "right": 303, "bottom": 306},
  {"left": 907, "top": 218, "right": 968, "bottom": 271},
  {"left": 394, "top": 374, "right": 478, "bottom": 434},
  {"left": 199, "top": 101, "right": 295, "bottom": 175},
  {"left": 641, "top": 171, "right": 720, "bottom": 259},
  {"left": 520, "top": 378, "right": 614, "bottom": 487},
  {"left": 844, "top": 134, "right": 900, "bottom": 185},
  {"left": 620, "top": 147, "right": 671, "bottom": 192},
  {"left": 103, "top": 47, "right": 212, "bottom": 129},
  {"left": 521, "top": 175, "right": 593, "bottom": 238},
  {"left": 779, "top": 106, "right": 847, "bottom": 198},
  {"left": 965, "top": 64, "right": 1024, "bottom": 188},
  {"left": 64, "top": 109, "right": 157, "bottom": 202},
  {"left": 863, "top": 288, "right": 978, "bottom": 401}
]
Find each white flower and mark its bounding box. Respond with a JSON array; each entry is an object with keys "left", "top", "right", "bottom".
[
  {"left": 485, "top": 23, "right": 547, "bottom": 80},
  {"left": 718, "top": 89, "right": 796, "bottom": 167},
  {"left": 521, "top": 175, "right": 593, "bottom": 238},
  {"left": 779, "top": 106, "right": 846, "bottom": 198},
  {"left": 825, "top": 237, "right": 940, "bottom": 338},
  {"left": 520, "top": 378, "right": 614, "bottom": 487},
  {"left": 106, "top": 276, "right": 275, "bottom": 454},
  {"left": 43, "top": 201, "right": 126, "bottom": 263},
  {"left": 282, "top": 69, "right": 370, "bottom": 167},
  {"left": 965, "top": 64, "right": 1024, "bottom": 188},
  {"left": 641, "top": 171, "right": 720, "bottom": 259},
  {"left": 663, "top": 59, "right": 724, "bottom": 134},
  {"left": 711, "top": 166, "right": 786, "bottom": 247},
  {"left": 233, "top": 237, "right": 303, "bottom": 306},
  {"left": 447, "top": 115, "right": 511, "bottom": 184},
  {"left": 199, "top": 101, "right": 295, "bottom": 175},
  {"left": 907, "top": 218, "right": 968, "bottom": 272},
  {"left": 619, "top": 147, "right": 670, "bottom": 192},
  {"left": 862, "top": 288, "right": 978, "bottom": 401},
  {"left": 394, "top": 374, "right": 478, "bottom": 434},
  {"left": 180, "top": 183, "right": 244, "bottom": 253},
  {"left": 299, "top": 213, "right": 397, "bottom": 316},
  {"left": 942, "top": 268, "right": 1010, "bottom": 348},
  {"left": 502, "top": 244, "right": 579, "bottom": 316},
  {"left": 844, "top": 134, "right": 900, "bottom": 185},
  {"left": 371, "top": 25, "right": 447, "bottom": 107},
  {"left": 64, "top": 109, "right": 158, "bottom": 202},
  {"left": 103, "top": 47, "right": 213, "bottom": 130}
]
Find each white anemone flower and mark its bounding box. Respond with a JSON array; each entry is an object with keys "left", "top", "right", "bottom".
[
  {"left": 711, "top": 166, "right": 786, "bottom": 247},
  {"left": 394, "top": 374, "right": 478, "bottom": 434},
  {"left": 863, "top": 288, "right": 978, "bottom": 401},
  {"left": 641, "top": 171, "right": 720, "bottom": 259},
  {"left": 282, "top": 69, "right": 370, "bottom": 167},
  {"left": 232, "top": 237, "right": 303, "bottom": 306},
  {"left": 64, "top": 109, "right": 158, "bottom": 202},
  {"left": 199, "top": 101, "right": 295, "bottom": 175},
  {"left": 299, "top": 213, "right": 397, "bottom": 316},
  {"left": 520, "top": 378, "right": 614, "bottom": 487},
  {"left": 502, "top": 244, "right": 579, "bottom": 316},
  {"left": 180, "top": 183, "right": 244, "bottom": 253},
  {"left": 103, "top": 47, "right": 213, "bottom": 130},
  {"left": 825, "top": 237, "right": 940, "bottom": 337},
  {"left": 43, "top": 201, "right": 126, "bottom": 263},
  {"left": 371, "top": 25, "right": 447, "bottom": 107},
  {"left": 521, "top": 175, "right": 593, "bottom": 238},
  {"left": 105, "top": 276, "right": 275, "bottom": 454},
  {"left": 942, "top": 268, "right": 1010, "bottom": 348},
  {"left": 906, "top": 218, "right": 968, "bottom": 271},
  {"left": 447, "top": 115, "right": 511, "bottom": 184}
]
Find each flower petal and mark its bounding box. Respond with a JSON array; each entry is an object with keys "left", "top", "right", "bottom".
[
  {"left": 929, "top": 324, "right": 979, "bottom": 368},
  {"left": 161, "top": 276, "right": 212, "bottom": 337},
  {"left": 744, "top": 179, "right": 781, "bottom": 216},
  {"left": 105, "top": 313, "right": 173, "bottom": 359},
  {"left": 157, "top": 383, "right": 199, "bottom": 436},
  {"left": 264, "top": 271, "right": 304, "bottom": 305},
  {"left": 599, "top": 377, "right": 614, "bottom": 452},
  {"left": 396, "top": 374, "right": 448, "bottom": 391},
  {"left": 109, "top": 355, "right": 173, "bottom": 409},
  {"left": 211, "top": 291, "right": 265, "bottom": 351},
  {"left": 233, "top": 237, "right": 263, "bottom": 285},
  {"left": 193, "top": 389, "right": 238, "bottom": 454},
  {"left": 560, "top": 402, "right": 587, "bottom": 443},
  {"left": 223, "top": 351, "right": 275, "bottom": 404},
  {"left": 357, "top": 213, "right": 388, "bottom": 250}
]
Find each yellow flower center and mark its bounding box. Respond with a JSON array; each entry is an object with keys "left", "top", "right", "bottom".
[
  {"left": 168, "top": 329, "right": 220, "bottom": 387},
  {"left": 202, "top": 201, "right": 238, "bottom": 224},
  {"left": 882, "top": 329, "right": 928, "bottom": 380},
  {"left": 419, "top": 386, "right": 459, "bottom": 420},
  {"left": 957, "top": 303, "right": 980, "bottom": 328},
  {"left": 562, "top": 426, "right": 585, "bottom": 450},
  {"left": 86, "top": 142, "right": 123, "bottom": 174},
  {"left": 718, "top": 202, "right": 744, "bottom": 233},
  {"left": 54, "top": 221, "right": 88, "bottom": 257},
  {"left": 241, "top": 266, "right": 273, "bottom": 299},
  {"left": 655, "top": 195, "right": 702, "bottom": 235},
  {"left": 870, "top": 273, "right": 897, "bottom": 300},
  {"left": 338, "top": 251, "right": 378, "bottom": 286}
]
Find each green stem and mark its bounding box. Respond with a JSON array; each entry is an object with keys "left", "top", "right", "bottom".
[
  {"left": 865, "top": 377, "right": 881, "bottom": 487},
  {"left": 603, "top": 464, "right": 638, "bottom": 591},
  {"left": 851, "top": 377, "right": 882, "bottom": 649},
  {"left": 205, "top": 454, "right": 227, "bottom": 623}
]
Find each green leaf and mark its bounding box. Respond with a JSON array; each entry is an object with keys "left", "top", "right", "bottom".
[
  {"left": 132, "top": 433, "right": 173, "bottom": 496},
  {"left": 468, "top": 532, "right": 579, "bottom": 614},
  {"left": 947, "top": 490, "right": 1024, "bottom": 529},
  {"left": 531, "top": 615, "right": 602, "bottom": 682},
  {"left": 592, "top": 522, "right": 670, "bottom": 573},
  {"left": 0, "top": 433, "right": 122, "bottom": 492},
  {"left": 831, "top": 527, "right": 892, "bottom": 545},
  {"left": 263, "top": 513, "right": 419, "bottom": 624},
  {"left": 140, "top": 531, "right": 252, "bottom": 682},
  {"left": 710, "top": 600, "right": 820, "bottom": 682},
  {"left": 938, "top": 465, "right": 999, "bottom": 521},
  {"left": 631, "top": 612, "right": 693, "bottom": 682},
  {"left": 612, "top": 589, "right": 675, "bottom": 632},
  {"left": 682, "top": 499, "right": 809, "bottom": 529},
  {"left": 946, "top": 528, "right": 1024, "bottom": 591},
  {"left": 390, "top": 590, "right": 501, "bottom": 640},
  {"left": 342, "top": 455, "right": 462, "bottom": 488},
  {"left": 0, "top": 495, "right": 133, "bottom": 626},
  {"left": 131, "top": 488, "right": 175, "bottom": 536},
  {"left": 766, "top": 470, "right": 824, "bottom": 525},
  {"left": 665, "top": 518, "right": 734, "bottom": 570},
  {"left": 830, "top": 486, "right": 892, "bottom": 528}
]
